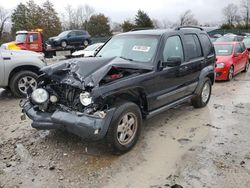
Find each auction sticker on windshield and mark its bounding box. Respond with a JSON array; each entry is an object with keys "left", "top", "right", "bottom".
[{"left": 132, "top": 45, "right": 151, "bottom": 52}]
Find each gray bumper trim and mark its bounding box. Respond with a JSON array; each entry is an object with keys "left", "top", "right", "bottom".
[{"left": 23, "top": 102, "right": 115, "bottom": 140}]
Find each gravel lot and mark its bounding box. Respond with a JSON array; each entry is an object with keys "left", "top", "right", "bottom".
[{"left": 0, "top": 71, "right": 250, "bottom": 188}]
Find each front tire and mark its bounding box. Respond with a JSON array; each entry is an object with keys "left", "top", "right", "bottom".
[
  {"left": 61, "top": 40, "right": 67, "bottom": 48},
  {"left": 9, "top": 71, "right": 38, "bottom": 98},
  {"left": 228, "top": 66, "right": 234, "bottom": 81},
  {"left": 106, "top": 102, "right": 142, "bottom": 154},
  {"left": 83, "top": 40, "right": 89, "bottom": 46},
  {"left": 191, "top": 78, "right": 212, "bottom": 108}
]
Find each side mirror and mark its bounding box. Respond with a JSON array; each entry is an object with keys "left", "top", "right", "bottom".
[
  {"left": 67, "top": 34, "right": 71, "bottom": 38},
  {"left": 162, "top": 57, "right": 182, "bottom": 68}
]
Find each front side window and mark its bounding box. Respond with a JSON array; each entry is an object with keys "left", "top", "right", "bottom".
[
  {"left": 96, "top": 35, "right": 159, "bottom": 63},
  {"left": 163, "top": 36, "right": 184, "bottom": 62},
  {"left": 16, "top": 34, "right": 27, "bottom": 43}
]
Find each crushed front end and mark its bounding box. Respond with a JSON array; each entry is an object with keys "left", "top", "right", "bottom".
[{"left": 21, "top": 59, "right": 117, "bottom": 140}]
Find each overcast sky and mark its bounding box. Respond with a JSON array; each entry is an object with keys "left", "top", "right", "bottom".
[{"left": 4, "top": 0, "right": 237, "bottom": 24}]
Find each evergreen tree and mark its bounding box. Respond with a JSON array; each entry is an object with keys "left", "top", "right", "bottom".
[
  {"left": 121, "top": 20, "right": 135, "bottom": 32},
  {"left": 11, "top": 3, "right": 29, "bottom": 35},
  {"left": 87, "top": 14, "right": 112, "bottom": 37},
  {"left": 135, "top": 10, "right": 154, "bottom": 28},
  {"left": 41, "top": 0, "right": 62, "bottom": 39}
]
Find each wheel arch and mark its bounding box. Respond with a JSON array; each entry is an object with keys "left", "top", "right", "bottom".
[
  {"left": 105, "top": 87, "right": 149, "bottom": 118},
  {"left": 194, "top": 65, "right": 215, "bottom": 95},
  {"left": 8, "top": 65, "right": 41, "bottom": 86}
]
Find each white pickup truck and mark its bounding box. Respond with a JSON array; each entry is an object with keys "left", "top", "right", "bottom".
[{"left": 0, "top": 49, "right": 46, "bottom": 97}]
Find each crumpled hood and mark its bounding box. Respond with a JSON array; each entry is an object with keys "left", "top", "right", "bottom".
[{"left": 41, "top": 57, "right": 153, "bottom": 89}]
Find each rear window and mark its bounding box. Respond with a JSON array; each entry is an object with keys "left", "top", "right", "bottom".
[
  {"left": 214, "top": 44, "right": 233, "bottom": 56},
  {"left": 183, "top": 34, "right": 202, "bottom": 60}
]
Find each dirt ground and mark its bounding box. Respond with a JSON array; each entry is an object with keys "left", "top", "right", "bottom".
[{"left": 1, "top": 71, "right": 250, "bottom": 188}]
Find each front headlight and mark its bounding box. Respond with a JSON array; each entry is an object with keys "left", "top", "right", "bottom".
[
  {"left": 31, "top": 88, "right": 49, "bottom": 104},
  {"left": 79, "top": 92, "right": 92, "bottom": 106},
  {"left": 217, "top": 62, "right": 225, "bottom": 68}
]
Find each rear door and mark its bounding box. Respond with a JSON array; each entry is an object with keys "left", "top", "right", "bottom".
[
  {"left": 199, "top": 33, "right": 215, "bottom": 68},
  {"left": 67, "top": 31, "right": 77, "bottom": 45},
  {"left": 180, "top": 33, "right": 204, "bottom": 92}
]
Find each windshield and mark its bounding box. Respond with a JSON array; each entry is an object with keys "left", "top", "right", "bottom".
[
  {"left": 216, "top": 36, "right": 236, "bottom": 42},
  {"left": 58, "top": 31, "right": 70, "bottom": 38},
  {"left": 85, "top": 43, "right": 103, "bottom": 51},
  {"left": 96, "top": 35, "right": 159, "bottom": 63},
  {"left": 214, "top": 44, "right": 233, "bottom": 56},
  {"left": 15, "top": 34, "right": 27, "bottom": 43}
]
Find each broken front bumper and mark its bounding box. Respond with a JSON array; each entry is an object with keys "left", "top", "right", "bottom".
[{"left": 23, "top": 102, "right": 115, "bottom": 140}]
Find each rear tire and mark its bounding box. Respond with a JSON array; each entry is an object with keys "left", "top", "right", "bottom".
[
  {"left": 243, "top": 61, "right": 249, "bottom": 72},
  {"left": 9, "top": 71, "right": 38, "bottom": 98},
  {"left": 106, "top": 102, "right": 142, "bottom": 154},
  {"left": 191, "top": 78, "right": 212, "bottom": 108},
  {"left": 228, "top": 66, "right": 234, "bottom": 81}
]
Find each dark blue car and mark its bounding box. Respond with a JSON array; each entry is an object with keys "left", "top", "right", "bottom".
[{"left": 48, "top": 30, "right": 91, "bottom": 48}]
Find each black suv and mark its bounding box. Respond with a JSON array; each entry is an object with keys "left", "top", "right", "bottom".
[
  {"left": 47, "top": 30, "right": 91, "bottom": 48},
  {"left": 22, "top": 26, "right": 215, "bottom": 154}
]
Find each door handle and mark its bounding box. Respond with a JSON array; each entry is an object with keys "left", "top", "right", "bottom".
[{"left": 3, "top": 57, "right": 11, "bottom": 60}]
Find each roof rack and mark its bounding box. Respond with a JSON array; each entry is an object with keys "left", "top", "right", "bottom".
[
  {"left": 130, "top": 27, "right": 154, "bottom": 31},
  {"left": 175, "top": 26, "right": 204, "bottom": 31}
]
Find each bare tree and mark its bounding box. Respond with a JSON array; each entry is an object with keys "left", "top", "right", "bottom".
[
  {"left": 223, "top": 3, "right": 241, "bottom": 26},
  {"left": 0, "top": 6, "right": 9, "bottom": 41},
  {"left": 75, "top": 5, "right": 94, "bottom": 30},
  {"left": 241, "top": 0, "right": 250, "bottom": 28},
  {"left": 62, "top": 4, "right": 94, "bottom": 30},
  {"left": 179, "top": 10, "right": 198, "bottom": 26}
]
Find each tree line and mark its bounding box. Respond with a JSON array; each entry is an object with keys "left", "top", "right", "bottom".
[
  {"left": 0, "top": 0, "right": 202, "bottom": 43},
  {"left": 1, "top": 0, "right": 249, "bottom": 43}
]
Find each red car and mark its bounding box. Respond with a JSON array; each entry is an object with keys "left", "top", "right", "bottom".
[{"left": 214, "top": 42, "right": 249, "bottom": 81}]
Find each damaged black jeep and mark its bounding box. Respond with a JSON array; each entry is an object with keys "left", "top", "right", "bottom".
[{"left": 22, "top": 26, "right": 215, "bottom": 154}]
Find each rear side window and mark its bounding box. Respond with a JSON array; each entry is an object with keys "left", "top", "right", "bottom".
[
  {"left": 163, "top": 36, "right": 184, "bottom": 62},
  {"left": 184, "top": 34, "right": 202, "bottom": 60},
  {"left": 199, "top": 34, "right": 213, "bottom": 56}
]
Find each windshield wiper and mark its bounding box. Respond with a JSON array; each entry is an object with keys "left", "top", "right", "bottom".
[{"left": 119, "top": 56, "right": 134, "bottom": 62}]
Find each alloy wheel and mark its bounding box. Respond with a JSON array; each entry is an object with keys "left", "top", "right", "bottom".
[
  {"left": 18, "top": 76, "right": 37, "bottom": 95},
  {"left": 201, "top": 82, "right": 211, "bottom": 103},
  {"left": 117, "top": 112, "right": 138, "bottom": 145}
]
